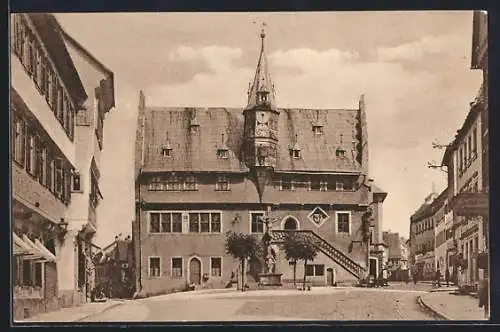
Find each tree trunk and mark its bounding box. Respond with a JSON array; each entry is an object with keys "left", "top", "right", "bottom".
[
  {"left": 293, "top": 261, "right": 297, "bottom": 286},
  {"left": 241, "top": 258, "right": 245, "bottom": 292},
  {"left": 302, "top": 259, "right": 308, "bottom": 290}
]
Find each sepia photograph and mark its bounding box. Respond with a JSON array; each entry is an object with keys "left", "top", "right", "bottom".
[{"left": 10, "top": 10, "right": 489, "bottom": 323}]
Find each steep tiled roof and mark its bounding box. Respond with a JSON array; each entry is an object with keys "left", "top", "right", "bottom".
[
  {"left": 140, "top": 107, "right": 364, "bottom": 174},
  {"left": 383, "top": 232, "right": 402, "bottom": 259},
  {"left": 25, "top": 14, "right": 87, "bottom": 105}
]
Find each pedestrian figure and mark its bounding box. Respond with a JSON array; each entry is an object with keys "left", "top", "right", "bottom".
[
  {"left": 413, "top": 271, "right": 418, "bottom": 285},
  {"left": 445, "top": 268, "right": 450, "bottom": 287},
  {"left": 435, "top": 269, "right": 441, "bottom": 288},
  {"left": 382, "top": 268, "right": 388, "bottom": 286}
]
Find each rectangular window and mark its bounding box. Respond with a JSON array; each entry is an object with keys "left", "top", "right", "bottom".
[
  {"left": 38, "top": 145, "right": 46, "bottom": 186},
  {"left": 55, "top": 159, "right": 63, "bottom": 197},
  {"left": 336, "top": 212, "right": 350, "bottom": 234},
  {"left": 211, "top": 213, "right": 221, "bottom": 233},
  {"left": 320, "top": 181, "right": 328, "bottom": 191},
  {"left": 215, "top": 176, "right": 230, "bottom": 191},
  {"left": 251, "top": 212, "right": 265, "bottom": 233},
  {"left": 310, "top": 179, "right": 321, "bottom": 191},
  {"left": 34, "top": 262, "right": 42, "bottom": 287},
  {"left": 72, "top": 172, "right": 81, "bottom": 191},
  {"left": 305, "top": 264, "right": 314, "bottom": 277},
  {"left": 13, "top": 114, "right": 25, "bottom": 165},
  {"left": 150, "top": 213, "right": 160, "bottom": 233},
  {"left": 467, "top": 136, "right": 472, "bottom": 163},
  {"left": 166, "top": 176, "right": 180, "bottom": 191},
  {"left": 64, "top": 96, "right": 70, "bottom": 135},
  {"left": 57, "top": 86, "right": 64, "bottom": 123},
  {"left": 312, "top": 125, "right": 323, "bottom": 135},
  {"left": 459, "top": 147, "right": 463, "bottom": 173},
  {"left": 281, "top": 177, "right": 293, "bottom": 191},
  {"left": 184, "top": 176, "right": 197, "bottom": 191},
  {"left": 188, "top": 212, "right": 221, "bottom": 233},
  {"left": 149, "top": 257, "right": 161, "bottom": 277},
  {"left": 172, "top": 213, "right": 182, "bottom": 233},
  {"left": 189, "top": 213, "right": 200, "bottom": 233},
  {"left": 68, "top": 102, "right": 74, "bottom": 139},
  {"left": 160, "top": 213, "right": 171, "bottom": 233},
  {"left": 472, "top": 127, "right": 477, "bottom": 156},
  {"left": 336, "top": 181, "right": 344, "bottom": 191},
  {"left": 149, "top": 176, "right": 163, "bottom": 191},
  {"left": 34, "top": 47, "right": 43, "bottom": 89},
  {"left": 200, "top": 213, "right": 210, "bottom": 233},
  {"left": 26, "top": 131, "right": 38, "bottom": 176},
  {"left": 217, "top": 149, "right": 229, "bottom": 159},
  {"left": 46, "top": 155, "right": 54, "bottom": 192},
  {"left": 171, "top": 257, "right": 182, "bottom": 278},
  {"left": 211, "top": 257, "right": 222, "bottom": 277},
  {"left": 22, "top": 260, "right": 32, "bottom": 286}
]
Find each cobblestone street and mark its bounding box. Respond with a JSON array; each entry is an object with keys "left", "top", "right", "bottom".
[{"left": 81, "top": 287, "right": 437, "bottom": 322}]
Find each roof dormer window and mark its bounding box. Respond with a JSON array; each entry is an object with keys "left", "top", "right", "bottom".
[
  {"left": 190, "top": 114, "right": 200, "bottom": 134},
  {"left": 217, "top": 132, "right": 229, "bottom": 159},
  {"left": 217, "top": 149, "right": 229, "bottom": 159},
  {"left": 312, "top": 125, "right": 323, "bottom": 135},
  {"left": 336, "top": 148, "right": 345, "bottom": 157},
  {"left": 289, "top": 134, "right": 301, "bottom": 159},
  {"left": 162, "top": 133, "right": 173, "bottom": 157},
  {"left": 162, "top": 146, "right": 172, "bottom": 157}
]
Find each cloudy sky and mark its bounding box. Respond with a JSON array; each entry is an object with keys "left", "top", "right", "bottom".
[{"left": 55, "top": 11, "right": 481, "bottom": 247}]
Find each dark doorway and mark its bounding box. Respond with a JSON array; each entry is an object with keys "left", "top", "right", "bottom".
[
  {"left": 284, "top": 217, "right": 298, "bottom": 230},
  {"left": 327, "top": 268, "right": 335, "bottom": 286},
  {"left": 369, "top": 258, "right": 378, "bottom": 278},
  {"left": 189, "top": 258, "right": 202, "bottom": 285}
]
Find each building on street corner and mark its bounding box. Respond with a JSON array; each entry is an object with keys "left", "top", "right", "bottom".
[
  {"left": 10, "top": 13, "right": 115, "bottom": 320},
  {"left": 133, "top": 28, "right": 388, "bottom": 297},
  {"left": 441, "top": 10, "right": 488, "bottom": 291},
  {"left": 383, "top": 232, "right": 409, "bottom": 281}
]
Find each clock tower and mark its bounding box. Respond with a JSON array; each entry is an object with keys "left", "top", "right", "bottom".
[{"left": 243, "top": 27, "right": 280, "bottom": 200}]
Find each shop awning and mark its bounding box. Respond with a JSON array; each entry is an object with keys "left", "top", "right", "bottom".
[
  {"left": 13, "top": 233, "right": 31, "bottom": 256},
  {"left": 21, "top": 234, "right": 56, "bottom": 262}
]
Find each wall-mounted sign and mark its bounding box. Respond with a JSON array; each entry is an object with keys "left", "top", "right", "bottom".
[{"left": 451, "top": 193, "right": 489, "bottom": 217}]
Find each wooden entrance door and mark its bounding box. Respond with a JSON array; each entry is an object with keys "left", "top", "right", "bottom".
[
  {"left": 189, "top": 258, "right": 201, "bottom": 285},
  {"left": 369, "top": 258, "right": 378, "bottom": 278},
  {"left": 327, "top": 268, "right": 334, "bottom": 286}
]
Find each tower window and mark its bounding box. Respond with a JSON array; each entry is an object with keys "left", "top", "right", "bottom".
[
  {"left": 289, "top": 149, "right": 301, "bottom": 159},
  {"left": 336, "top": 148, "right": 345, "bottom": 157},
  {"left": 216, "top": 176, "right": 230, "bottom": 191},
  {"left": 312, "top": 125, "right": 323, "bottom": 135}
]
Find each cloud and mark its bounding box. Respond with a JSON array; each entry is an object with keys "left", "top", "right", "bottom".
[{"left": 374, "top": 34, "right": 465, "bottom": 62}]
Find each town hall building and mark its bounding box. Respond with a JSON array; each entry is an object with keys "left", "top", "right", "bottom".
[{"left": 133, "top": 29, "right": 388, "bottom": 295}]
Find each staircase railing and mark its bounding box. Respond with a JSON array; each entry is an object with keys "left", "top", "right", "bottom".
[{"left": 271, "top": 230, "right": 366, "bottom": 279}]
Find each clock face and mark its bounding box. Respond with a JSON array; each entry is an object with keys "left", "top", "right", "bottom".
[
  {"left": 255, "top": 123, "right": 269, "bottom": 136},
  {"left": 257, "top": 112, "right": 270, "bottom": 124}
]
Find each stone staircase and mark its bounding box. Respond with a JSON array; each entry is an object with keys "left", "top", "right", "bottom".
[{"left": 271, "top": 230, "right": 366, "bottom": 280}]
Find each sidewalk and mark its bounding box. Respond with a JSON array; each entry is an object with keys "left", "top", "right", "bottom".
[
  {"left": 419, "top": 291, "right": 487, "bottom": 320},
  {"left": 16, "top": 299, "right": 127, "bottom": 323}
]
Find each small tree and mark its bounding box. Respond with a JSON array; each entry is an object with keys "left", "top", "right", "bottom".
[
  {"left": 225, "top": 231, "right": 261, "bottom": 292},
  {"left": 299, "top": 237, "right": 319, "bottom": 290},
  {"left": 282, "top": 232, "right": 303, "bottom": 286}
]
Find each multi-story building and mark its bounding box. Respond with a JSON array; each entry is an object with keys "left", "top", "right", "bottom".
[
  {"left": 433, "top": 192, "right": 449, "bottom": 276},
  {"left": 94, "top": 235, "right": 135, "bottom": 299},
  {"left": 409, "top": 189, "right": 447, "bottom": 281},
  {"left": 133, "top": 29, "right": 388, "bottom": 296},
  {"left": 441, "top": 10, "right": 488, "bottom": 290},
  {"left": 383, "top": 232, "right": 409, "bottom": 281},
  {"left": 10, "top": 13, "right": 115, "bottom": 320}
]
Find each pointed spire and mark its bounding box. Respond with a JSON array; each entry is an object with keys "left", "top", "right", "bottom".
[{"left": 246, "top": 25, "right": 277, "bottom": 110}]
